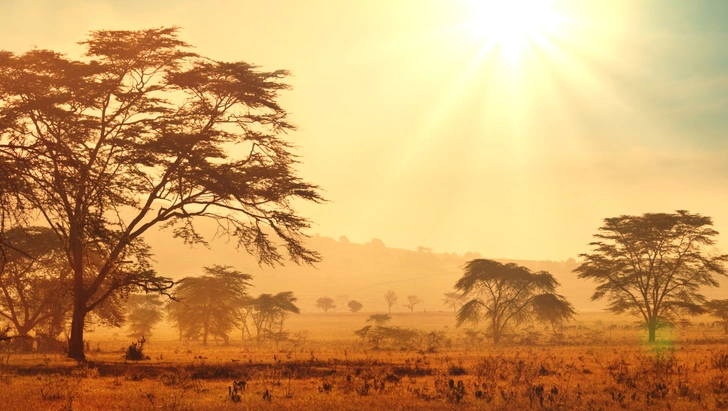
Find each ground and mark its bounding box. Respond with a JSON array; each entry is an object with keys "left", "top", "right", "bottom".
[{"left": 2, "top": 312, "right": 728, "bottom": 410}]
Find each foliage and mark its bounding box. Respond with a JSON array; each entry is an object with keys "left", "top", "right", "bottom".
[
  {"left": 705, "top": 299, "right": 728, "bottom": 334},
  {"left": 0, "top": 27, "right": 323, "bottom": 359},
  {"left": 125, "top": 336, "right": 149, "bottom": 361},
  {"left": 243, "top": 291, "right": 300, "bottom": 345},
  {"left": 125, "top": 293, "right": 164, "bottom": 338},
  {"left": 169, "top": 265, "right": 251, "bottom": 345},
  {"left": 384, "top": 290, "right": 398, "bottom": 313},
  {"left": 0, "top": 226, "right": 70, "bottom": 339},
  {"left": 347, "top": 300, "right": 363, "bottom": 313},
  {"left": 442, "top": 292, "right": 464, "bottom": 313},
  {"left": 366, "top": 314, "right": 391, "bottom": 326},
  {"left": 315, "top": 297, "right": 335, "bottom": 313},
  {"left": 404, "top": 295, "right": 422, "bottom": 313},
  {"left": 455, "top": 259, "right": 574, "bottom": 344},
  {"left": 575, "top": 210, "right": 728, "bottom": 342}
]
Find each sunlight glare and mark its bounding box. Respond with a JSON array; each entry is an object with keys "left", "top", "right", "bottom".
[{"left": 465, "top": 0, "right": 563, "bottom": 60}]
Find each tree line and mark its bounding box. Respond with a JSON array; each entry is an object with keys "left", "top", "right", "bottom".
[{"left": 1, "top": 28, "right": 727, "bottom": 355}]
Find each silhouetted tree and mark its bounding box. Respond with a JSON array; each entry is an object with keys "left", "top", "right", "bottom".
[
  {"left": 404, "top": 295, "right": 422, "bottom": 313},
  {"left": 532, "top": 293, "right": 576, "bottom": 334},
  {"left": 169, "top": 265, "right": 251, "bottom": 345},
  {"left": 0, "top": 27, "right": 323, "bottom": 359},
  {"left": 366, "top": 313, "right": 391, "bottom": 326},
  {"left": 347, "top": 300, "right": 363, "bottom": 313},
  {"left": 384, "top": 290, "right": 398, "bottom": 313},
  {"left": 705, "top": 300, "right": 728, "bottom": 334},
  {"left": 244, "top": 292, "right": 300, "bottom": 344},
  {"left": 455, "top": 259, "right": 574, "bottom": 345},
  {"left": 125, "top": 294, "right": 164, "bottom": 339},
  {"left": 0, "top": 227, "right": 70, "bottom": 340},
  {"left": 442, "top": 292, "right": 464, "bottom": 313},
  {"left": 315, "top": 297, "right": 336, "bottom": 313},
  {"left": 575, "top": 211, "right": 727, "bottom": 343}
]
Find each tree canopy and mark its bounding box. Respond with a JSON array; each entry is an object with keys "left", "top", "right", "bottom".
[
  {"left": 169, "top": 265, "right": 251, "bottom": 345},
  {"left": 0, "top": 27, "right": 323, "bottom": 359},
  {"left": 455, "top": 259, "right": 574, "bottom": 344},
  {"left": 575, "top": 210, "right": 728, "bottom": 342}
]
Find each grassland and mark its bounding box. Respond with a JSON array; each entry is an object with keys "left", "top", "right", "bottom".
[{"left": 3, "top": 312, "right": 728, "bottom": 410}]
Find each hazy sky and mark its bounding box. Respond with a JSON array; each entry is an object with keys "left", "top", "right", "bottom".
[{"left": 2, "top": 0, "right": 727, "bottom": 261}]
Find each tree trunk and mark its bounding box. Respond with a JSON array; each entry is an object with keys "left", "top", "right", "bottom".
[
  {"left": 68, "top": 302, "right": 86, "bottom": 360},
  {"left": 648, "top": 321, "right": 657, "bottom": 343},
  {"left": 723, "top": 320, "right": 728, "bottom": 335}
]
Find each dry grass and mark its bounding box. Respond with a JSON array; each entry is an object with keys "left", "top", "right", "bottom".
[{"left": 2, "top": 312, "right": 728, "bottom": 410}]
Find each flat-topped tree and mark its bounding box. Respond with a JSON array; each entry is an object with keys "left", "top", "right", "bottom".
[
  {"left": 455, "top": 259, "right": 574, "bottom": 345},
  {"left": 0, "top": 27, "right": 323, "bottom": 360},
  {"left": 575, "top": 210, "right": 728, "bottom": 343}
]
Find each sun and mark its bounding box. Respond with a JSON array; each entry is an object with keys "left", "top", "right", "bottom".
[{"left": 464, "top": 0, "right": 563, "bottom": 60}]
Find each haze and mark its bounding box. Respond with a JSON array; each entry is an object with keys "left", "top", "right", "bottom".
[{"left": 2, "top": 0, "right": 727, "bottom": 261}]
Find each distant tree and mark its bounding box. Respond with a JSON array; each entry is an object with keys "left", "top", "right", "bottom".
[
  {"left": 455, "top": 259, "right": 574, "bottom": 345},
  {"left": 348, "top": 300, "right": 363, "bottom": 313},
  {"left": 575, "top": 211, "right": 728, "bottom": 343},
  {"left": 169, "top": 265, "right": 251, "bottom": 345},
  {"left": 404, "top": 295, "right": 422, "bottom": 313},
  {"left": 384, "top": 290, "right": 398, "bottom": 313},
  {"left": 0, "top": 27, "right": 323, "bottom": 360},
  {"left": 442, "top": 292, "right": 464, "bottom": 313},
  {"left": 125, "top": 294, "right": 164, "bottom": 339},
  {"left": 244, "top": 292, "right": 300, "bottom": 345},
  {"left": 532, "top": 293, "right": 576, "bottom": 334},
  {"left": 0, "top": 227, "right": 70, "bottom": 339},
  {"left": 366, "top": 313, "right": 391, "bottom": 326},
  {"left": 705, "top": 300, "right": 728, "bottom": 334},
  {"left": 315, "top": 297, "right": 336, "bottom": 313}
]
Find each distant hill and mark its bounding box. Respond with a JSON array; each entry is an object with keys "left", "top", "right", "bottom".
[{"left": 145, "top": 231, "right": 603, "bottom": 313}]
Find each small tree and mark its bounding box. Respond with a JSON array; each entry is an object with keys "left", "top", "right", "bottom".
[
  {"left": 575, "top": 210, "right": 728, "bottom": 343},
  {"left": 244, "top": 292, "right": 300, "bottom": 344},
  {"left": 169, "top": 265, "right": 251, "bottom": 345},
  {"left": 125, "top": 294, "right": 164, "bottom": 339},
  {"left": 347, "top": 300, "right": 363, "bottom": 313},
  {"left": 384, "top": 290, "right": 398, "bottom": 313},
  {"left": 315, "top": 297, "right": 336, "bottom": 313},
  {"left": 705, "top": 300, "right": 728, "bottom": 334},
  {"left": 367, "top": 314, "right": 391, "bottom": 326},
  {"left": 455, "top": 259, "right": 574, "bottom": 345},
  {"left": 404, "top": 295, "right": 422, "bottom": 313},
  {"left": 442, "top": 292, "right": 464, "bottom": 313}
]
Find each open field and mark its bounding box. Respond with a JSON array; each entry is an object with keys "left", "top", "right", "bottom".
[{"left": 4, "top": 312, "right": 728, "bottom": 410}]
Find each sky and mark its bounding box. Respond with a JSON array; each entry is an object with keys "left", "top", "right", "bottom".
[{"left": 1, "top": 0, "right": 727, "bottom": 261}]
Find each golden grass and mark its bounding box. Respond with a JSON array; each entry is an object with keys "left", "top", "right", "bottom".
[{"left": 3, "top": 312, "right": 728, "bottom": 410}]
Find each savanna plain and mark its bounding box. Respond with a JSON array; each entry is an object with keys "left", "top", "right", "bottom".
[{"left": 4, "top": 312, "right": 728, "bottom": 411}]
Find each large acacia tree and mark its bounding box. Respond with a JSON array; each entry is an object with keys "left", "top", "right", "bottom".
[
  {"left": 455, "top": 259, "right": 574, "bottom": 344},
  {"left": 575, "top": 210, "right": 728, "bottom": 342},
  {"left": 0, "top": 28, "right": 323, "bottom": 359}
]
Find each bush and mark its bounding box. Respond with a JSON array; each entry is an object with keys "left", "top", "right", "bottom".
[{"left": 125, "top": 336, "right": 150, "bottom": 361}]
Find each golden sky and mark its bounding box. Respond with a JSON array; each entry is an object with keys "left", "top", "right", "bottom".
[{"left": 2, "top": 0, "right": 728, "bottom": 261}]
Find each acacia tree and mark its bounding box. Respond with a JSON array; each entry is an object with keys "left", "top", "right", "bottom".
[
  {"left": 455, "top": 259, "right": 574, "bottom": 345},
  {"left": 0, "top": 227, "right": 70, "bottom": 339},
  {"left": 384, "top": 290, "right": 398, "bottom": 313},
  {"left": 169, "top": 265, "right": 251, "bottom": 345},
  {"left": 0, "top": 28, "right": 323, "bottom": 359},
  {"left": 404, "top": 295, "right": 422, "bottom": 313},
  {"left": 705, "top": 300, "right": 728, "bottom": 334},
  {"left": 125, "top": 293, "right": 164, "bottom": 339},
  {"left": 442, "top": 292, "right": 464, "bottom": 313},
  {"left": 315, "top": 296, "right": 335, "bottom": 313},
  {"left": 244, "top": 292, "right": 300, "bottom": 344},
  {"left": 575, "top": 211, "right": 728, "bottom": 343}
]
